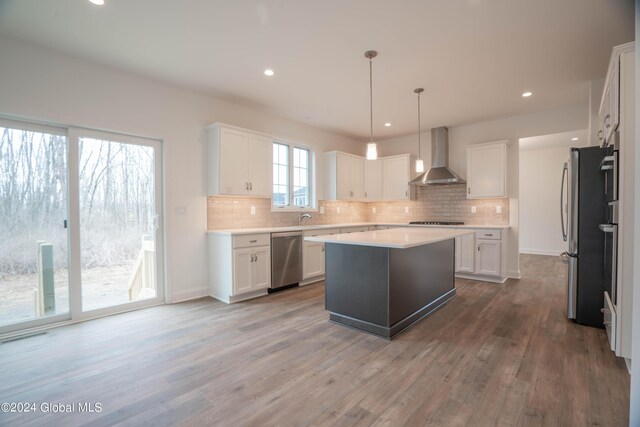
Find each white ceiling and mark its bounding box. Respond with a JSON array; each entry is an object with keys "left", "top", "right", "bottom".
[
  {"left": 519, "top": 129, "right": 588, "bottom": 151},
  {"left": 0, "top": 0, "right": 634, "bottom": 140}
]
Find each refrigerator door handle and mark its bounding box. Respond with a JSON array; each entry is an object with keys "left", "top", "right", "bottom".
[{"left": 560, "top": 163, "right": 568, "bottom": 242}]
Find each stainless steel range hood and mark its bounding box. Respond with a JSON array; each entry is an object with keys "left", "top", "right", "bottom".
[{"left": 410, "top": 126, "right": 466, "bottom": 186}]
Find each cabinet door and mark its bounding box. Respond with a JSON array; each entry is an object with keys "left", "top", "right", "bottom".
[
  {"left": 248, "top": 133, "right": 273, "bottom": 197},
  {"left": 233, "top": 248, "right": 254, "bottom": 294},
  {"left": 350, "top": 156, "right": 365, "bottom": 199},
  {"left": 336, "top": 153, "right": 352, "bottom": 199},
  {"left": 219, "top": 127, "right": 250, "bottom": 195},
  {"left": 466, "top": 142, "right": 507, "bottom": 198},
  {"left": 303, "top": 241, "right": 325, "bottom": 279},
  {"left": 383, "top": 156, "right": 410, "bottom": 200},
  {"left": 475, "top": 239, "right": 501, "bottom": 276},
  {"left": 455, "top": 234, "right": 475, "bottom": 273},
  {"left": 364, "top": 159, "right": 383, "bottom": 200},
  {"left": 252, "top": 246, "right": 271, "bottom": 290}
]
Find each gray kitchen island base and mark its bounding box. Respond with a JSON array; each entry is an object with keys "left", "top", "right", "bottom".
[{"left": 324, "top": 238, "right": 456, "bottom": 339}]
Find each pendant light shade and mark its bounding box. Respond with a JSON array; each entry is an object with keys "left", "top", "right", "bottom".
[
  {"left": 365, "top": 50, "right": 378, "bottom": 160},
  {"left": 414, "top": 88, "right": 424, "bottom": 173}
]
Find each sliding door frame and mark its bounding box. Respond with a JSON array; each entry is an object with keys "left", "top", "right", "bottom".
[{"left": 0, "top": 116, "right": 166, "bottom": 337}]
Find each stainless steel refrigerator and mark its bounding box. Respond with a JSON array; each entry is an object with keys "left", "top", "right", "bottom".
[{"left": 560, "top": 146, "right": 608, "bottom": 328}]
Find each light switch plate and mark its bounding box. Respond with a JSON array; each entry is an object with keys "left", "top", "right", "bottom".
[
  {"left": 319, "top": 206, "right": 325, "bottom": 214},
  {"left": 404, "top": 207, "right": 409, "bottom": 214},
  {"left": 337, "top": 207, "right": 341, "bottom": 214},
  {"left": 471, "top": 206, "right": 477, "bottom": 214},
  {"left": 250, "top": 206, "right": 256, "bottom": 215},
  {"left": 372, "top": 207, "right": 377, "bottom": 214},
  {"left": 496, "top": 206, "right": 502, "bottom": 214}
]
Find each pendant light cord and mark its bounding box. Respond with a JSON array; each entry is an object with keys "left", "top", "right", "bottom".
[
  {"left": 369, "top": 57, "right": 373, "bottom": 143},
  {"left": 417, "top": 91, "right": 421, "bottom": 159}
]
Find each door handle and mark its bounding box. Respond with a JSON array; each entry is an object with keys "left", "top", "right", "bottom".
[
  {"left": 560, "top": 164, "right": 568, "bottom": 242},
  {"left": 249, "top": 182, "right": 253, "bottom": 190}
]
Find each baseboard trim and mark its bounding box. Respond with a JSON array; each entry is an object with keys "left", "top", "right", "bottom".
[
  {"left": 455, "top": 273, "right": 507, "bottom": 284},
  {"left": 519, "top": 248, "right": 563, "bottom": 256},
  {"left": 170, "top": 287, "right": 208, "bottom": 303},
  {"left": 508, "top": 270, "right": 522, "bottom": 280}
]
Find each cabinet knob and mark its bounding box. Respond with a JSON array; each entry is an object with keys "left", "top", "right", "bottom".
[
  {"left": 250, "top": 182, "right": 253, "bottom": 190},
  {"left": 477, "top": 246, "right": 480, "bottom": 251}
]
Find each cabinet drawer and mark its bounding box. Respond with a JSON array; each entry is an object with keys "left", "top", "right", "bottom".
[
  {"left": 233, "top": 233, "right": 270, "bottom": 248},
  {"left": 475, "top": 230, "right": 501, "bottom": 240},
  {"left": 304, "top": 228, "right": 341, "bottom": 237}
]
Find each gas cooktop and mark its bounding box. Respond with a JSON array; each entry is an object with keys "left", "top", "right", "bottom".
[{"left": 409, "top": 220, "right": 465, "bottom": 225}]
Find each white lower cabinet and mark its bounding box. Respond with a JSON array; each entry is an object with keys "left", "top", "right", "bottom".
[
  {"left": 475, "top": 239, "right": 501, "bottom": 276},
  {"left": 454, "top": 234, "right": 475, "bottom": 273},
  {"left": 301, "top": 228, "right": 340, "bottom": 284},
  {"left": 454, "top": 229, "right": 504, "bottom": 282},
  {"left": 209, "top": 233, "right": 271, "bottom": 303},
  {"left": 303, "top": 241, "right": 325, "bottom": 280}
]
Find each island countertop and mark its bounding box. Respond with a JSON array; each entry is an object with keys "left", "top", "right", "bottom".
[{"left": 304, "top": 227, "right": 474, "bottom": 249}]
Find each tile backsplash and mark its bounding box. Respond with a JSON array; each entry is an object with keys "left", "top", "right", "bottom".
[{"left": 207, "top": 184, "right": 508, "bottom": 230}]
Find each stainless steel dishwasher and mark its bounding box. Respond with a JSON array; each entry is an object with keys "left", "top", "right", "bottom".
[{"left": 270, "top": 231, "right": 303, "bottom": 292}]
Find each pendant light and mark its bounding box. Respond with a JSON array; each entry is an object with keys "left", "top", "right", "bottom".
[
  {"left": 414, "top": 88, "right": 425, "bottom": 173},
  {"left": 365, "top": 50, "right": 378, "bottom": 160},
  {"left": 413, "top": 87, "right": 424, "bottom": 173}
]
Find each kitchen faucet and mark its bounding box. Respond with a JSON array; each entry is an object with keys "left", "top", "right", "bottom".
[{"left": 298, "top": 213, "right": 312, "bottom": 226}]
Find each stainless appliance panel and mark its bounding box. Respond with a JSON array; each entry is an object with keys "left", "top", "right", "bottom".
[
  {"left": 560, "top": 252, "right": 578, "bottom": 319},
  {"left": 600, "top": 223, "right": 618, "bottom": 304},
  {"left": 271, "top": 231, "right": 303, "bottom": 289},
  {"left": 567, "top": 149, "right": 579, "bottom": 254}
]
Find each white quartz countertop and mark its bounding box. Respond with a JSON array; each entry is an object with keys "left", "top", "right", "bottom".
[
  {"left": 304, "top": 227, "right": 475, "bottom": 249},
  {"left": 207, "top": 222, "right": 509, "bottom": 236}
]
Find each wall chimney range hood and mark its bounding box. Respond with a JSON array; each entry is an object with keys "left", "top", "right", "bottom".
[{"left": 409, "top": 126, "right": 466, "bottom": 186}]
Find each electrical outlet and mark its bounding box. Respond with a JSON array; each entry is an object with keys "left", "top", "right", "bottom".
[
  {"left": 496, "top": 206, "right": 502, "bottom": 214},
  {"left": 319, "top": 206, "right": 325, "bottom": 214},
  {"left": 372, "top": 207, "right": 377, "bottom": 214},
  {"left": 337, "top": 206, "right": 341, "bottom": 214},
  {"left": 250, "top": 206, "right": 256, "bottom": 215},
  {"left": 404, "top": 207, "right": 409, "bottom": 214},
  {"left": 471, "top": 206, "right": 477, "bottom": 214},
  {"left": 175, "top": 206, "right": 188, "bottom": 215}
]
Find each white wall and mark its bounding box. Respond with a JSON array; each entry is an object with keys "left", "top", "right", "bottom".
[
  {"left": 376, "top": 104, "right": 589, "bottom": 278},
  {"left": 519, "top": 145, "right": 575, "bottom": 255},
  {"left": 0, "top": 36, "right": 363, "bottom": 302},
  {"left": 629, "top": 1, "right": 639, "bottom": 422}
]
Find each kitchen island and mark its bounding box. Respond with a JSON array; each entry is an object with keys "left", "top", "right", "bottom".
[{"left": 305, "top": 227, "right": 474, "bottom": 339}]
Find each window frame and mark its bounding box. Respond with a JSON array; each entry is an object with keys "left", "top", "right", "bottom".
[{"left": 271, "top": 139, "right": 316, "bottom": 212}]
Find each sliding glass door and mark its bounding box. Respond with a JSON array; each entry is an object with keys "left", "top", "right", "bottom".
[
  {"left": 75, "top": 131, "right": 163, "bottom": 313},
  {"left": 0, "top": 120, "right": 164, "bottom": 334},
  {"left": 0, "top": 120, "right": 70, "bottom": 330}
]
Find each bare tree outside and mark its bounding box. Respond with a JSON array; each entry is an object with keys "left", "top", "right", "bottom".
[{"left": 0, "top": 127, "right": 157, "bottom": 326}]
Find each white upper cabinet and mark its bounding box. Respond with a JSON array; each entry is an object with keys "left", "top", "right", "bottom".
[
  {"left": 598, "top": 55, "right": 620, "bottom": 145},
  {"left": 466, "top": 141, "right": 508, "bottom": 199},
  {"left": 326, "top": 152, "right": 412, "bottom": 201},
  {"left": 247, "top": 133, "right": 273, "bottom": 197},
  {"left": 207, "top": 124, "right": 273, "bottom": 197},
  {"left": 324, "top": 151, "right": 365, "bottom": 200},
  {"left": 382, "top": 154, "right": 411, "bottom": 200},
  {"left": 364, "top": 159, "right": 383, "bottom": 201}
]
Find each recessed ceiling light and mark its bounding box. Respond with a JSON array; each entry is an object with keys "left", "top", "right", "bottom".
[
  {"left": 522, "top": 91, "right": 532, "bottom": 97},
  {"left": 264, "top": 69, "right": 274, "bottom": 76},
  {"left": 571, "top": 137, "right": 579, "bottom": 141},
  {"left": 384, "top": 122, "right": 391, "bottom": 127},
  {"left": 89, "top": 0, "right": 105, "bottom": 5}
]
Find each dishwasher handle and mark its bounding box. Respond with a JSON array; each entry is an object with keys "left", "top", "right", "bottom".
[{"left": 271, "top": 231, "right": 303, "bottom": 238}]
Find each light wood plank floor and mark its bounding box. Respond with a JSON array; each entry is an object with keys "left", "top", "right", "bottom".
[{"left": 0, "top": 254, "right": 630, "bottom": 426}]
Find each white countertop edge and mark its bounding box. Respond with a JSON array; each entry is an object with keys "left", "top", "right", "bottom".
[
  {"left": 305, "top": 228, "right": 475, "bottom": 249},
  {"left": 207, "top": 222, "right": 510, "bottom": 236}
]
